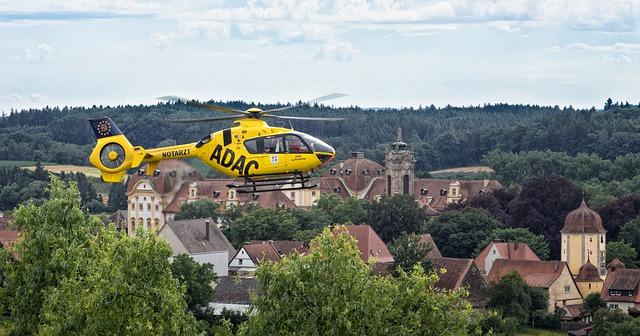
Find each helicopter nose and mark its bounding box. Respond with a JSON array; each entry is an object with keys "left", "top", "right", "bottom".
[{"left": 316, "top": 146, "right": 335, "bottom": 163}]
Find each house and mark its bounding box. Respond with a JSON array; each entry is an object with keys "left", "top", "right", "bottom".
[
  {"left": 430, "top": 257, "right": 489, "bottom": 309},
  {"left": 419, "top": 233, "right": 442, "bottom": 258},
  {"left": 488, "top": 259, "right": 583, "bottom": 314},
  {"left": 475, "top": 241, "right": 540, "bottom": 276},
  {"left": 339, "top": 225, "right": 394, "bottom": 274},
  {"left": 209, "top": 276, "right": 257, "bottom": 314},
  {"left": 157, "top": 217, "right": 236, "bottom": 276},
  {"left": 601, "top": 262, "right": 640, "bottom": 312},
  {"left": 106, "top": 209, "right": 128, "bottom": 232},
  {"left": 228, "top": 240, "right": 305, "bottom": 275}
]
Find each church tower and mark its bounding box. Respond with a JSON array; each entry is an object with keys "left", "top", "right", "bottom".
[
  {"left": 385, "top": 128, "right": 416, "bottom": 196},
  {"left": 560, "top": 200, "right": 607, "bottom": 278}
]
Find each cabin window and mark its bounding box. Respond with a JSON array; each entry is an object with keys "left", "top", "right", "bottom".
[
  {"left": 299, "top": 133, "right": 334, "bottom": 153},
  {"left": 264, "top": 136, "right": 285, "bottom": 153},
  {"left": 284, "top": 135, "right": 311, "bottom": 153}
]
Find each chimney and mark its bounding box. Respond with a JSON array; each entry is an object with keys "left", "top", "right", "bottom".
[{"left": 205, "top": 219, "right": 210, "bottom": 241}]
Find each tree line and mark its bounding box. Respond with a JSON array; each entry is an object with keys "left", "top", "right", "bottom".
[{"left": 2, "top": 99, "right": 640, "bottom": 171}]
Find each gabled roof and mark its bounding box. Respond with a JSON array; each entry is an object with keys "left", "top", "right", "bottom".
[
  {"left": 419, "top": 234, "right": 442, "bottom": 258},
  {"left": 241, "top": 242, "right": 281, "bottom": 264},
  {"left": 487, "top": 259, "right": 567, "bottom": 288},
  {"left": 238, "top": 190, "right": 297, "bottom": 209},
  {"left": 249, "top": 240, "right": 307, "bottom": 256},
  {"left": 475, "top": 242, "right": 540, "bottom": 274},
  {"left": 212, "top": 276, "right": 257, "bottom": 305},
  {"left": 601, "top": 268, "right": 640, "bottom": 303},
  {"left": 340, "top": 225, "right": 394, "bottom": 264},
  {"left": 430, "top": 257, "right": 475, "bottom": 290},
  {"left": 162, "top": 218, "right": 235, "bottom": 259},
  {"left": 561, "top": 200, "right": 606, "bottom": 234},
  {"left": 0, "top": 230, "right": 19, "bottom": 249}
]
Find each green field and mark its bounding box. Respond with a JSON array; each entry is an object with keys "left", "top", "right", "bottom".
[
  {"left": 516, "top": 328, "right": 565, "bottom": 336},
  {"left": 0, "top": 160, "right": 54, "bottom": 168}
]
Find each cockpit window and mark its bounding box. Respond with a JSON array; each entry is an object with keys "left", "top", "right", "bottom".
[{"left": 299, "top": 133, "right": 334, "bottom": 153}]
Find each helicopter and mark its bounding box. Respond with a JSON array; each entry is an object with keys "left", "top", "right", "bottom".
[{"left": 88, "top": 94, "right": 346, "bottom": 193}]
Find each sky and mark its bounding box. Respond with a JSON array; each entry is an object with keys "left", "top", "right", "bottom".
[{"left": 1, "top": 0, "right": 639, "bottom": 112}]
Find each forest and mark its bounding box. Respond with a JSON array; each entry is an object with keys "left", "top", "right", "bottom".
[{"left": 2, "top": 99, "right": 640, "bottom": 173}]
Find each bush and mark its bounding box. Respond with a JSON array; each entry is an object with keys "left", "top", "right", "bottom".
[
  {"left": 501, "top": 317, "right": 524, "bottom": 335},
  {"left": 533, "top": 310, "right": 561, "bottom": 330}
]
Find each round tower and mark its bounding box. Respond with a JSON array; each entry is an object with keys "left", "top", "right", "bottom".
[
  {"left": 385, "top": 128, "right": 416, "bottom": 196},
  {"left": 560, "top": 200, "right": 607, "bottom": 277},
  {"left": 574, "top": 259, "right": 604, "bottom": 296}
]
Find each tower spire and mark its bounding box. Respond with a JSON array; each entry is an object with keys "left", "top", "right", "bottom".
[{"left": 396, "top": 127, "right": 403, "bottom": 142}]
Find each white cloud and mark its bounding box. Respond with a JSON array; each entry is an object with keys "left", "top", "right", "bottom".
[
  {"left": 566, "top": 42, "right": 640, "bottom": 53},
  {"left": 22, "top": 44, "right": 52, "bottom": 61},
  {"left": 314, "top": 40, "right": 358, "bottom": 61}
]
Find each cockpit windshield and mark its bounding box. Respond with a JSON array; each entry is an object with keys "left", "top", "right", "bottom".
[{"left": 298, "top": 133, "right": 335, "bottom": 154}]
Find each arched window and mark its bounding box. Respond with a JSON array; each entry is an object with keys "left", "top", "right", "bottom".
[
  {"left": 154, "top": 218, "right": 160, "bottom": 229},
  {"left": 387, "top": 176, "right": 391, "bottom": 196},
  {"left": 146, "top": 218, "right": 152, "bottom": 229}
]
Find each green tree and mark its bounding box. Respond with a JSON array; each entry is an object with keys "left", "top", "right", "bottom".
[
  {"left": 582, "top": 292, "right": 607, "bottom": 317},
  {"left": 388, "top": 233, "right": 432, "bottom": 275},
  {"left": 619, "top": 218, "right": 640, "bottom": 254},
  {"left": 488, "top": 271, "right": 540, "bottom": 324},
  {"left": 367, "top": 194, "right": 426, "bottom": 242},
  {"left": 107, "top": 181, "right": 128, "bottom": 211},
  {"left": 315, "top": 194, "right": 368, "bottom": 225},
  {"left": 606, "top": 241, "right": 638, "bottom": 268},
  {"left": 243, "top": 226, "right": 479, "bottom": 335},
  {"left": 591, "top": 308, "right": 640, "bottom": 336},
  {"left": 175, "top": 199, "right": 220, "bottom": 221},
  {"left": 427, "top": 208, "right": 500, "bottom": 258},
  {"left": 225, "top": 207, "right": 299, "bottom": 247},
  {"left": 475, "top": 227, "right": 550, "bottom": 260},
  {"left": 37, "top": 228, "right": 199, "bottom": 335},
  {"left": 171, "top": 254, "right": 217, "bottom": 311},
  {"left": 0, "top": 176, "right": 100, "bottom": 335}
]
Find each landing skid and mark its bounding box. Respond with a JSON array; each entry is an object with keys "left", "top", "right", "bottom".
[{"left": 226, "top": 172, "right": 317, "bottom": 193}]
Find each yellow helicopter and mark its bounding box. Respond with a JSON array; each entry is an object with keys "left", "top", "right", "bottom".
[{"left": 88, "top": 94, "right": 346, "bottom": 193}]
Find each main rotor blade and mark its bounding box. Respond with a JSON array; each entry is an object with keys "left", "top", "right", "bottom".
[
  {"left": 262, "top": 93, "right": 348, "bottom": 113},
  {"left": 167, "top": 115, "right": 242, "bottom": 123},
  {"left": 157, "top": 96, "right": 249, "bottom": 115},
  {"left": 308, "top": 93, "right": 348, "bottom": 104},
  {"left": 263, "top": 114, "right": 346, "bottom": 121}
]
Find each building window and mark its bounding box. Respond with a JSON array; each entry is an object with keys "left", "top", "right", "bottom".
[
  {"left": 402, "top": 175, "right": 409, "bottom": 194},
  {"left": 589, "top": 283, "right": 591, "bottom": 289},
  {"left": 238, "top": 259, "right": 243, "bottom": 265},
  {"left": 154, "top": 218, "right": 159, "bottom": 228},
  {"left": 146, "top": 218, "right": 151, "bottom": 229},
  {"left": 590, "top": 237, "right": 593, "bottom": 243},
  {"left": 564, "top": 285, "right": 570, "bottom": 294},
  {"left": 290, "top": 192, "right": 295, "bottom": 199},
  {"left": 155, "top": 204, "right": 159, "bottom": 211},
  {"left": 138, "top": 203, "right": 143, "bottom": 210},
  {"left": 610, "top": 304, "right": 619, "bottom": 309},
  {"left": 312, "top": 191, "right": 317, "bottom": 196},
  {"left": 147, "top": 203, "right": 151, "bottom": 211}
]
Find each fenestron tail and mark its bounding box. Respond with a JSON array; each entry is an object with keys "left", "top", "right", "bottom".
[
  {"left": 88, "top": 117, "right": 146, "bottom": 182},
  {"left": 88, "top": 117, "right": 199, "bottom": 183}
]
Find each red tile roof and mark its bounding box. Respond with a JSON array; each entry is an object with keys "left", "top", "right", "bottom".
[
  {"left": 561, "top": 200, "right": 606, "bottom": 234},
  {"left": 0, "top": 230, "right": 20, "bottom": 249},
  {"left": 125, "top": 160, "right": 203, "bottom": 194},
  {"left": 475, "top": 242, "right": 540, "bottom": 274},
  {"left": 340, "top": 225, "right": 394, "bottom": 264},
  {"left": 575, "top": 260, "right": 602, "bottom": 282},
  {"left": 414, "top": 179, "right": 501, "bottom": 211},
  {"left": 322, "top": 153, "right": 385, "bottom": 196},
  {"left": 419, "top": 234, "right": 442, "bottom": 258},
  {"left": 242, "top": 242, "right": 282, "bottom": 264},
  {"left": 601, "top": 268, "right": 640, "bottom": 303},
  {"left": 430, "top": 257, "right": 475, "bottom": 290},
  {"left": 488, "top": 259, "right": 567, "bottom": 288},
  {"left": 0, "top": 214, "right": 13, "bottom": 230},
  {"left": 164, "top": 179, "right": 231, "bottom": 213}
]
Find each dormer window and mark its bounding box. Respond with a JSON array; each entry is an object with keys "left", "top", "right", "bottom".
[
  {"left": 252, "top": 193, "right": 259, "bottom": 201},
  {"left": 420, "top": 188, "right": 428, "bottom": 195},
  {"left": 440, "top": 189, "right": 447, "bottom": 196},
  {"left": 363, "top": 169, "right": 370, "bottom": 176},
  {"left": 213, "top": 191, "right": 221, "bottom": 198},
  {"left": 346, "top": 169, "right": 352, "bottom": 176},
  {"left": 333, "top": 187, "right": 341, "bottom": 193},
  {"left": 330, "top": 168, "right": 337, "bottom": 175}
]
